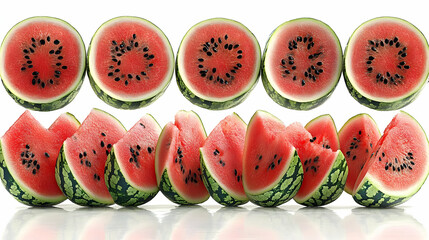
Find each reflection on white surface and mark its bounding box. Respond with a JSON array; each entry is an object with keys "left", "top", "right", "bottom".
[{"left": 3, "top": 205, "right": 427, "bottom": 240}]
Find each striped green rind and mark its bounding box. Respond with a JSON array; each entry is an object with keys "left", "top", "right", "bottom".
[
  {"left": 246, "top": 151, "right": 303, "bottom": 207},
  {"left": 88, "top": 74, "right": 166, "bottom": 110},
  {"left": 261, "top": 18, "right": 342, "bottom": 111},
  {"left": 159, "top": 169, "right": 203, "bottom": 205},
  {"left": 294, "top": 151, "right": 348, "bottom": 207},
  {"left": 2, "top": 79, "right": 84, "bottom": 111},
  {"left": 353, "top": 179, "right": 408, "bottom": 208},
  {"left": 200, "top": 152, "right": 248, "bottom": 207},
  {"left": 343, "top": 72, "right": 421, "bottom": 111},
  {"left": 0, "top": 142, "right": 66, "bottom": 206},
  {"left": 104, "top": 148, "right": 158, "bottom": 207},
  {"left": 55, "top": 147, "right": 113, "bottom": 207}
]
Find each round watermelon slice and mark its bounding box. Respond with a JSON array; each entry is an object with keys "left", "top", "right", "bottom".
[
  {"left": 242, "top": 111, "right": 303, "bottom": 207},
  {"left": 88, "top": 16, "right": 174, "bottom": 109},
  {"left": 262, "top": 18, "right": 343, "bottom": 110},
  {"left": 339, "top": 114, "right": 381, "bottom": 194},
  {"left": 285, "top": 116, "right": 348, "bottom": 207},
  {"left": 105, "top": 114, "right": 161, "bottom": 206},
  {"left": 0, "top": 111, "right": 80, "bottom": 206},
  {"left": 176, "top": 18, "right": 261, "bottom": 110},
  {"left": 200, "top": 113, "right": 248, "bottom": 206},
  {"left": 155, "top": 110, "right": 209, "bottom": 205},
  {"left": 55, "top": 108, "right": 126, "bottom": 206},
  {"left": 0, "top": 16, "right": 86, "bottom": 111},
  {"left": 353, "top": 111, "right": 429, "bottom": 207},
  {"left": 344, "top": 17, "right": 429, "bottom": 110}
]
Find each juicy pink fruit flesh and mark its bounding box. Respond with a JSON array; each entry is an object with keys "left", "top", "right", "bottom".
[
  {"left": 353, "top": 112, "right": 429, "bottom": 194},
  {"left": 201, "top": 114, "right": 246, "bottom": 197},
  {"left": 63, "top": 109, "right": 126, "bottom": 202},
  {"left": 1, "top": 111, "right": 79, "bottom": 197},
  {"left": 305, "top": 114, "right": 339, "bottom": 151},
  {"left": 339, "top": 114, "right": 380, "bottom": 194},
  {"left": 156, "top": 111, "right": 208, "bottom": 201},
  {"left": 114, "top": 114, "right": 161, "bottom": 191}
]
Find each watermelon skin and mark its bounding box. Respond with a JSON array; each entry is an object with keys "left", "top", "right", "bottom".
[
  {"left": 353, "top": 179, "right": 408, "bottom": 208},
  {"left": 55, "top": 148, "right": 110, "bottom": 207},
  {"left": 200, "top": 153, "right": 247, "bottom": 207},
  {"left": 0, "top": 17, "right": 86, "bottom": 112},
  {"left": 104, "top": 148, "right": 157, "bottom": 206},
  {"left": 158, "top": 169, "right": 196, "bottom": 205},
  {"left": 294, "top": 151, "right": 348, "bottom": 206},
  {"left": 246, "top": 151, "right": 303, "bottom": 207}
]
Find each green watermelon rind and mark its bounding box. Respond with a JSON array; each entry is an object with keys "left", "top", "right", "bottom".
[
  {"left": 175, "top": 18, "right": 261, "bottom": 110},
  {"left": 261, "top": 18, "right": 343, "bottom": 111},
  {"left": 343, "top": 17, "right": 429, "bottom": 111},
  {"left": 200, "top": 151, "right": 248, "bottom": 207},
  {"left": 55, "top": 146, "right": 113, "bottom": 207},
  {"left": 246, "top": 151, "right": 303, "bottom": 207},
  {"left": 0, "top": 16, "right": 86, "bottom": 112},
  {"left": 87, "top": 16, "right": 174, "bottom": 110},
  {"left": 159, "top": 168, "right": 209, "bottom": 205},
  {"left": 0, "top": 142, "right": 66, "bottom": 206},
  {"left": 294, "top": 151, "right": 348, "bottom": 207},
  {"left": 104, "top": 148, "right": 158, "bottom": 207}
]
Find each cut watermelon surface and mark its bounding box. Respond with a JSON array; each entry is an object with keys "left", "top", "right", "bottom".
[
  {"left": 344, "top": 17, "right": 429, "bottom": 110},
  {"left": 0, "top": 17, "right": 86, "bottom": 111},
  {"left": 155, "top": 111, "right": 209, "bottom": 204},
  {"left": 56, "top": 109, "right": 126, "bottom": 206},
  {"left": 176, "top": 18, "right": 261, "bottom": 110},
  {"left": 88, "top": 16, "right": 174, "bottom": 109},
  {"left": 353, "top": 111, "right": 429, "bottom": 207},
  {"left": 0, "top": 111, "right": 79, "bottom": 206}
]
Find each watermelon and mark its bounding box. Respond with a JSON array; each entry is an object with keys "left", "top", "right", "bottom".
[
  {"left": 176, "top": 18, "right": 261, "bottom": 110},
  {"left": 55, "top": 108, "right": 126, "bottom": 206},
  {"left": 155, "top": 111, "right": 209, "bottom": 205},
  {"left": 88, "top": 16, "right": 174, "bottom": 109},
  {"left": 262, "top": 18, "right": 343, "bottom": 110},
  {"left": 242, "top": 110, "right": 303, "bottom": 207},
  {"left": 344, "top": 17, "right": 429, "bottom": 110},
  {"left": 353, "top": 111, "right": 429, "bottom": 207},
  {"left": 0, "top": 16, "right": 86, "bottom": 111},
  {"left": 339, "top": 114, "right": 381, "bottom": 194},
  {"left": 200, "top": 113, "right": 248, "bottom": 206},
  {"left": 0, "top": 111, "right": 79, "bottom": 206},
  {"left": 105, "top": 114, "right": 161, "bottom": 206},
  {"left": 285, "top": 115, "right": 348, "bottom": 206}
]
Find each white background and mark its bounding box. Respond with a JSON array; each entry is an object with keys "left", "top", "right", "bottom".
[{"left": 1, "top": 0, "right": 429, "bottom": 239}]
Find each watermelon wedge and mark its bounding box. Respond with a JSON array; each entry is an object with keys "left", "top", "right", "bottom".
[
  {"left": 0, "top": 16, "right": 86, "bottom": 111},
  {"left": 88, "top": 16, "right": 174, "bottom": 109},
  {"left": 55, "top": 109, "right": 126, "bottom": 206},
  {"left": 353, "top": 111, "right": 429, "bottom": 207},
  {"left": 0, "top": 111, "right": 79, "bottom": 206}
]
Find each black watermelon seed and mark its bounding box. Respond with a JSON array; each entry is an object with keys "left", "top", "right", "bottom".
[{"left": 148, "top": 147, "right": 152, "bottom": 154}]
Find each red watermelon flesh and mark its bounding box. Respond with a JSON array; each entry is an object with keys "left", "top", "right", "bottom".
[
  {"left": 113, "top": 114, "right": 161, "bottom": 191},
  {"left": 200, "top": 113, "right": 247, "bottom": 198},
  {"left": 88, "top": 17, "right": 173, "bottom": 100},
  {"left": 0, "top": 17, "right": 85, "bottom": 102},
  {"left": 63, "top": 109, "right": 126, "bottom": 203},
  {"left": 339, "top": 114, "right": 381, "bottom": 194},
  {"left": 305, "top": 114, "right": 339, "bottom": 151},
  {"left": 1, "top": 111, "right": 79, "bottom": 199},
  {"left": 155, "top": 111, "right": 208, "bottom": 202},
  {"left": 285, "top": 122, "right": 339, "bottom": 200},
  {"left": 353, "top": 112, "right": 429, "bottom": 196},
  {"left": 243, "top": 111, "right": 295, "bottom": 193}
]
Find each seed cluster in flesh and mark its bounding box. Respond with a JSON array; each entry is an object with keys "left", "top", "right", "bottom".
[
  {"left": 20, "top": 37, "right": 67, "bottom": 89},
  {"left": 253, "top": 154, "right": 283, "bottom": 172},
  {"left": 127, "top": 123, "right": 155, "bottom": 168},
  {"left": 345, "top": 130, "right": 374, "bottom": 170},
  {"left": 19, "top": 144, "right": 43, "bottom": 175},
  {"left": 197, "top": 35, "right": 244, "bottom": 85},
  {"left": 366, "top": 37, "right": 410, "bottom": 86},
  {"left": 174, "top": 146, "right": 202, "bottom": 185},
  {"left": 213, "top": 148, "right": 242, "bottom": 183},
  {"left": 281, "top": 35, "right": 324, "bottom": 87},
  {"left": 371, "top": 149, "right": 416, "bottom": 172},
  {"left": 108, "top": 34, "right": 155, "bottom": 86}
]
